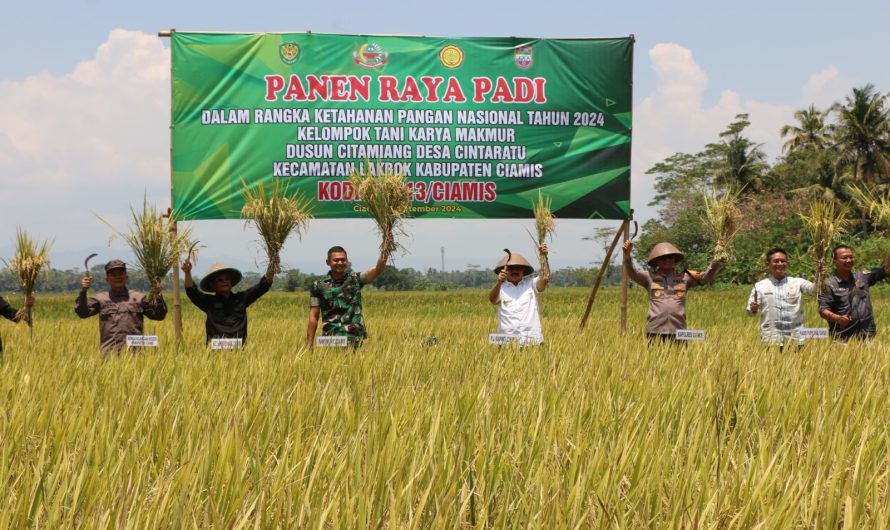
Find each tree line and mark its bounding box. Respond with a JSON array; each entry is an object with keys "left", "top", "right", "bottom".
[{"left": 638, "top": 83, "right": 890, "bottom": 283}]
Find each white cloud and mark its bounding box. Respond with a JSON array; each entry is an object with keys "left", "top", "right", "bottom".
[{"left": 802, "top": 65, "right": 854, "bottom": 109}]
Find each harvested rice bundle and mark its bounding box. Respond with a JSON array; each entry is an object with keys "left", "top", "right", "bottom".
[
  {"left": 350, "top": 164, "right": 413, "bottom": 260},
  {"left": 526, "top": 190, "right": 555, "bottom": 276},
  {"left": 241, "top": 179, "right": 312, "bottom": 276},
  {"left": 4, "top": 228, "right": 51, "bottom": 327},
  {"left": 701, "top": 189, "right": 741, "bottom": 263},
  {"left": 798, "top": 199, "right": 849, "bottom": 294},
  {"left": 101, "top": 198, "right": 193, "bottom": 302}
]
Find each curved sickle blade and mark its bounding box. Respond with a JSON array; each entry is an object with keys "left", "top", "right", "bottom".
[
  {"left": 631, "top": 220, "right": 639, "bottom": 240},
  {"left": 84, "top": 253, "right": 98, "bottom": 277},
  {"left": 503, "top": 248, "right": 512, "bottom": 262},
  {"left": 186, "top": 241, "right": 201, "bottom": 262}
]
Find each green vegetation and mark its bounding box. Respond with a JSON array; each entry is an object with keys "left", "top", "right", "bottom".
[
  {"left": 643, "top": 84, "right": 890, "bottom": 282},
  {"left": 0, "top": 288, "right": 887, "bottom": 527}
]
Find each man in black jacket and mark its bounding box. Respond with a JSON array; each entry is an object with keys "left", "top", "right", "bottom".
[{"left": 182, "top": 255, "right": 278, "bottom": 344}]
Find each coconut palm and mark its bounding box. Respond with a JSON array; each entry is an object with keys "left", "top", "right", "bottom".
[
  {"left": 831, "top": 84, "right": 890, "bottom": 187},
  {"left": 780, "top": 105, "right": 833, "bottom": 154},
  {"left": 708, "top": 114, "right": 768, "bottom": 192}
]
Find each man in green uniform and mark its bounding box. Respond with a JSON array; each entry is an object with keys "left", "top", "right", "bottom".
[{"left": 306, "top": 246, "right": 387, "bottom": 348}]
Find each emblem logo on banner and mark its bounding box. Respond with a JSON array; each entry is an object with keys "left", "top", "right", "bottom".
[
  {"left": 279, "top": 42, "right": 301, "bottom": 65},
  {"left": 439, "top": 45, "right": 464, "bottom": 69},
  {"left": 353, "top": 43, "right": 388, "bottom": 68},
  {"left": 514, "top": 46, "right": 533, "bottom": 69}
]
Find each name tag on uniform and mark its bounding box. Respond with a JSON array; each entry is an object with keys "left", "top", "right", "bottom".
[
  {"left": 798, "top": 328, "right": 829, "bottom": 339},
  {"left": 488, "top": 333, "right": 518, "bottom": 345},
  {"left": 675, "top": 330, "right": 705, "bottom": 341},
  {"left": 211, "top": 338, "right": 243, "bottom": 350},
  {"left": 126, "top": 335, "right": 158, "bottom": 347},
  {"left": 316, "top": 336, "right": 348, "bottom": 347}
]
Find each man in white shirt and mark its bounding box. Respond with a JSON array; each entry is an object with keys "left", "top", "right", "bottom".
[
  {"left": 488, "top": 245, "right": 549, "bottom": 346},
  {"left": 746, "top": 247, "right": 816, "bottom": 346}
]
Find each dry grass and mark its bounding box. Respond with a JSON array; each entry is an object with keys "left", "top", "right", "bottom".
[
  {"left": 241, "top": 179, "right": 312, "bottom": 276},
  {"left": 798, "top": 199, "right": 850, "bottom": 293},
  {"left": 350, "top": 163, "right": 412, "bottom": 260},
  {"left": 2, "top": 228, "right": 51, "bottom": 327}
]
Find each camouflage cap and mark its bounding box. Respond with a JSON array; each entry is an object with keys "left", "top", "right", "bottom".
[{"left": 104, "top": 259, "right": 127, "bottom": 272}]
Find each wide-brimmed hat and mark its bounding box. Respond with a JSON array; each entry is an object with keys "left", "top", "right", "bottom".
[
  {"left": 199, "top": 263, "right": 243, "bottom": 292},
  {"left": 493, "top": 251, "right": 534, "bottom": 275},
  {"left": 647, "top": 242, "right": 684, "bottom": 266}
]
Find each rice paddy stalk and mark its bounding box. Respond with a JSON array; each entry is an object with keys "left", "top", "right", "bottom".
[
  {"left": 241, "top": 179, "right": 313, "bottom": 276},
  {"left": 3, "top": 228, "right": 51, "bottom": 329},
  {"left": 701, "top": 189, "right": 741, "bottom": 263},
  {"left": 350, "top": 162, "right": 413, "bottom": 261},
  {"left": 798, "top": 199, "right": 849, "bottom": 294},
  {"left": 525, "top": 190, "right": 555, "bottom": 276},
  {"left": 98, "top": 198, "right": 194, "bottom": 303},
  {"left": 847, "top": 184, "right": 890, "bottom": 254}
]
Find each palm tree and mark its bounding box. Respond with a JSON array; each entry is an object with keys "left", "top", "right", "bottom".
[
  {"left": 708, "top": 114, "right": 768, "bottom": 192},
  {"left": 780, "top": 105, "right": 832, "bottom": 154},
  {"left": 831, "top": 84, "right": 890, "bottom": 188}
]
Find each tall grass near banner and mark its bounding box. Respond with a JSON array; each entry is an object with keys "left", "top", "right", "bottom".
[{"left": 0, "top": 287, "right": 887, "bottom": 527}]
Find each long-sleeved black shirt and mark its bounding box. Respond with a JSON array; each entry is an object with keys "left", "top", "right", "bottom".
[{"left": 185, "top": 278, "right": 271, "bottom": 344}]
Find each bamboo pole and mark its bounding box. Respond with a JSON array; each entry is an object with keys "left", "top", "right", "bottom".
[
  {"left": 620, "top": 210, "right": 633, "bottom": 334},
  {"left": 579, "top": 219, "right": 628, "bottom": 329},
  {"left": 159, "top": 29, "right": 182, "bottom": 343}
]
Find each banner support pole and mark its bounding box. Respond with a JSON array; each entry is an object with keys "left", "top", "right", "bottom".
[
  {"left": 620, "top": 209, "right": 633, "bottom": 335},
  {"left": 160, "top": 29, "right": 182, "bottom": 343}
]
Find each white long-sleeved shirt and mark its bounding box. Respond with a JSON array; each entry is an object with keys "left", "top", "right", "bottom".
[{"left": 746, "top": 276, "right": 816, "bottom": 344}]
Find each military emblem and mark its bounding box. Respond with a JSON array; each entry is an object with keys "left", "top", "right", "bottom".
[
  {"left": 514, "top": 46, "right": 533, "bottom": 69},
  {"left": 279, "top": 42, "right": 301, "bottom": 65},
  {"left": 439, "top": 44, "right": 464, "bottom": 69},
  {"left": 353, "top": 43, "right": 388, "bottom": 68}
]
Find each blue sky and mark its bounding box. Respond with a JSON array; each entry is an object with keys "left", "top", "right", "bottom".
[{"left": 2, "top": 0, "right": 889, "bottom": 275}]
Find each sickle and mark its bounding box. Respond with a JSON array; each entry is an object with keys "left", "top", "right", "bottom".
[
  {"left": 503, "top": 248, "right": 512, "bottom": 262},
  {"left": 186, "top": 241, "right": 201, "bottom": 262},
  {"left": 84, "top": 253, "right": 98, "bottom": 278},
  {"left": 630, "top": 220, "right": 639, "bottom": 240}
]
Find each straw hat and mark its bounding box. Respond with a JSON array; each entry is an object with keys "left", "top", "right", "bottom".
[
  {"left": 647, "top": 242, "right": 684, "bottom": 266},
  {"left": 199, "top": 263, "right": 243, "bottom": 292},
  {"left": 493, "top": 251, "right": 534, "bottom": 275}
]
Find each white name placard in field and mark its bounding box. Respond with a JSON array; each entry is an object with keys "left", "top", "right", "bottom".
[
  {"left": 675, "top": 330, "right": 705, "bottom": 341},
  {"left": 126, "top": 335, "right": 158, "bottom": 347},
  {"left": 316, "top": 336, "right": 349, "bottom": 348},
  {"left": 211, "top": 338, "right": 243, "bottom": 350},
  {"left": 488, "top": 333, "right": 518, "bottom": 345},
  {"left": 797, "top": 328, "right": 829, "bottom": 340}
]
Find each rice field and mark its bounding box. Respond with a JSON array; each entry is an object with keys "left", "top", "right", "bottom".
[{"left": 0, "top": 286, "right": 888, "bottom": 528}]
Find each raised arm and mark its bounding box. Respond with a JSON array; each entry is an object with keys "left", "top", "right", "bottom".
[
  {"left": 74, "top": 275, "right": 100, "bottom": 318},
  {"left": 362, "top": 250, "right": 388, "bottom": 284},
  {"left": 489, "top": 269, "right": 506, "bottom": 304},
  {"left": 535, "top": 244, "right": 550, "bottom": 292},
  {"left": 622, "top": 241, "right": 647, "bottom": 286}
]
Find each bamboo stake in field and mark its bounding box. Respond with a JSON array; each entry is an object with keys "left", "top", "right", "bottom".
[
  {"left": 350, "top": 162, "right": 413, "bottom": 261},
  {"left": 580, "top": 219, "right": 628, "bottom": 329},
  {"left": 3, "top": 228, "right": 51, "bottom": 331},
  {"left": 526, "top": 190, "right": 555, "bottom": 277},
  {"left": 241, "top": 179, "right": 312, "bottom": 276},
  {"left": 99, "top": 198, "right": 194, "bottom": 303},
  {"left": 798, "top": 199, "right": 849, "bottom": 294}
]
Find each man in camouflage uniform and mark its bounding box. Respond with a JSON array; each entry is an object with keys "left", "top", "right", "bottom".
[
  {"left": 306, "top": 246, "right": 387, "bottom": 347},
  {"left": 623, "top": 240, "right": 724, "bottom": 342},
  {"left": 75, "top": 259, "right": 167, "bottom": 353}
]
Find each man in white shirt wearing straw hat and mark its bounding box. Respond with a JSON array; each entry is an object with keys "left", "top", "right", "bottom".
[{"left": 488, "top": 245, "right": 549, "bottom": 346}]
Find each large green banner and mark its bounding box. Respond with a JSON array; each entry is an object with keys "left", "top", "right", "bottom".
[{"left": 171, "top": 32, "right": 632, "bottom": 220}]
